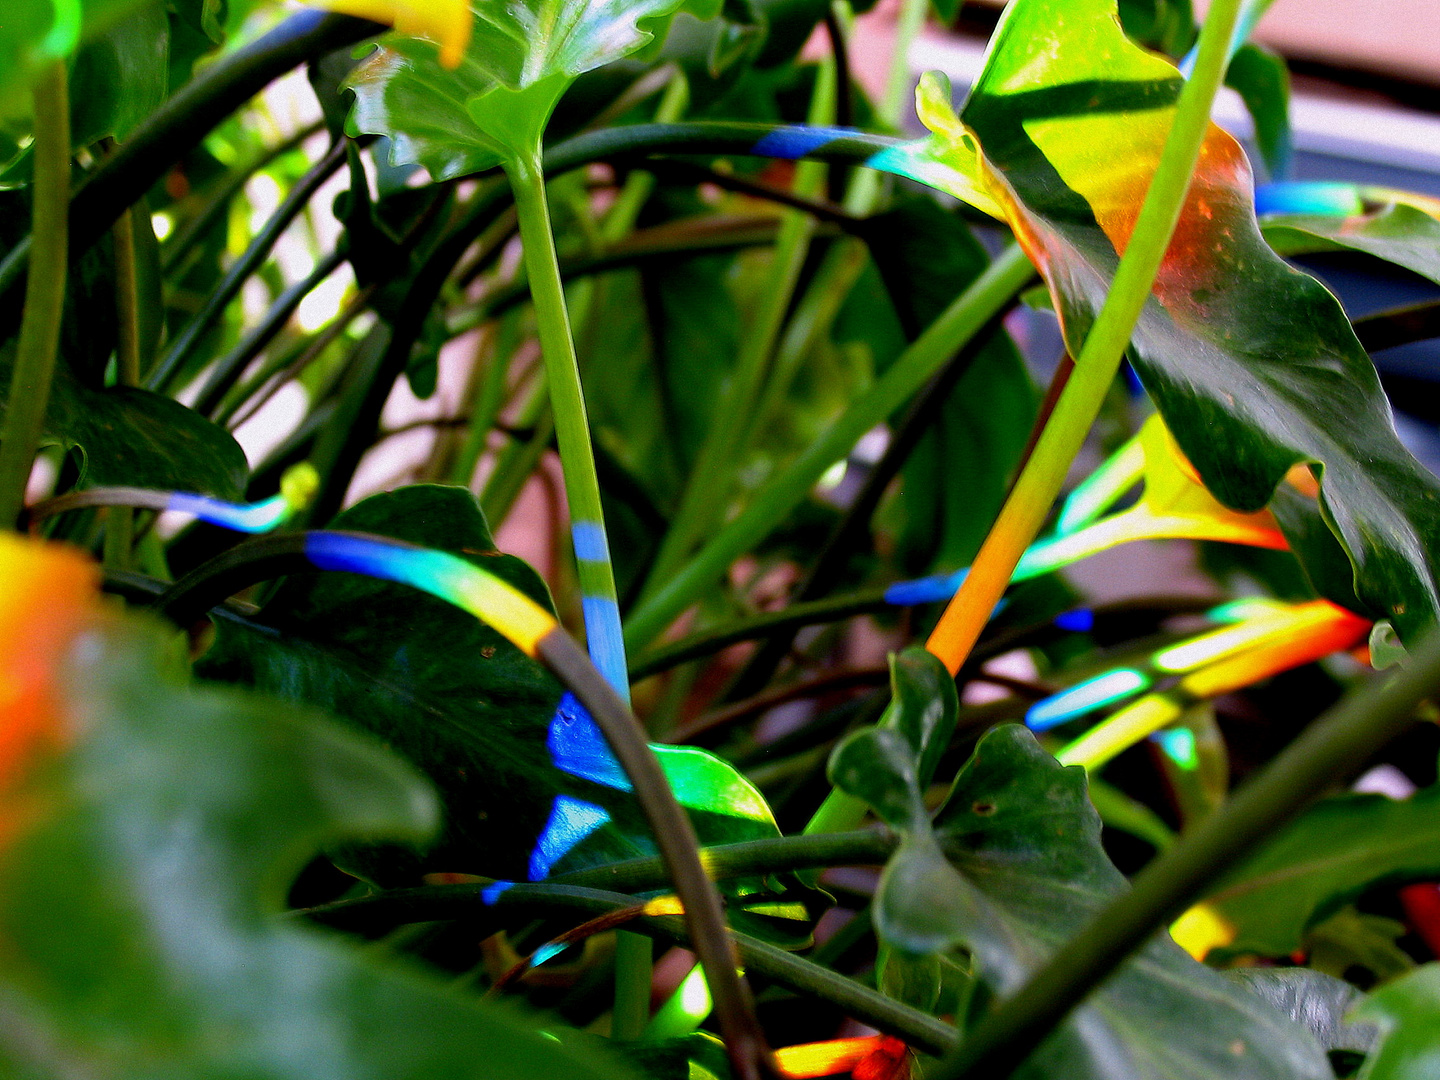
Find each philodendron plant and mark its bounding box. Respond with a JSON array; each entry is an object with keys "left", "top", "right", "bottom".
[{"left": 3, "top": 0, "right": 1440, "bottom": 1077}]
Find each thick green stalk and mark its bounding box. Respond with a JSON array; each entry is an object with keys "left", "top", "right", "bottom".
[
  {"left": 935, "top": 630, "right": 1440, "bottom": 1079},
  {"left": 0, "top": 63, "right": 70, "bottom": 528},
  {"left": 640, "top": 60, "right": 837, "bottom": 599},
  {"left": 507, "top": 148, "right": 629, "bottom": 701},
  {"left": 925, "top": 0, "right": 1244, "bottom": 674},
  {"left": 623, "top": 243, "right": 1034, "bottom": 652}
]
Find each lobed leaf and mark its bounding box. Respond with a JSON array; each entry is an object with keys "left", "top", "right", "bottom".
[
  {"left": 0, "top": 543, "right": 637, "bottom": 1079},
  {"left": 875, "top": 0, "right": 1440, "bottom": 637},
  {"left": 1205, "top": 783, "right": 1440, "bottom": 958}
]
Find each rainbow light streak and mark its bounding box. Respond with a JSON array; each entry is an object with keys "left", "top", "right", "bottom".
[
  {"left": 1055, "top": 695, "right": 1184, "bottom": 769},
  {"left": 773, "top": 1037, "right": 886, "bottom": 1079},
  {"left": 1152, "top": 727, "right": 1199, "bottom": 771},
  {"left": 1150, "top": 607, "right": 1306, "bottom": 673},
  {"left": 166, "top": 491, "right": 292, "bottom": 533},
  {"left": 1204, "top": 597, "right": 1291, "bottom": 624},
  {"left": 1025, "top": 668, "right": 1151, "bottom": 731},
  {"left": 1055, "top": 434, "right": 1144, "bottom": 535},
  {"left": 528, "top": 795, "right": 611, "bottom": 881},
  {"left": 883, "top": 567, "right": 967, "bottom": 606},
  {"left": 751, "top": 126, "right": 857, "bottom": 159},
  {"left": 1254, "top": 182, "right": 1365, "bottom": 217},
  {"left": 481, "top": 880, "right": 514, "bottom": 904},
  {"left": 303, "top": 532, "right": 555, "bottom": 655},
  {"left": 546, "top": 692, "right": 631, "bottom": 790}
]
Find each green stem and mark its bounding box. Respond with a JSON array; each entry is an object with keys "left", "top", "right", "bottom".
[
  {"left": 934, "top": 630, "right": 1440, "bottom": 1080},
  {"left": 925, "top": 0, "right": 1245, "bottom": 675},
  {"left": 450, "top": 309, "right": 524, "bottom": 486},
  {"left": 640, "top": 60, "right": 836, "bottom": 599},
  {"left": 623, "top": 243, "right": 1034, "bottom": 652},
  {"left": 507, "top": 149, "right": 629, "bottom": 700},
  {"left": 105, "top": 202, "right": 142, "bottom": 570},
  {"left": 611, "top": 930, "right": 654, "bottom": 1040},
  {"left": 0, "top": 63, "right": 69, "bottom": 529}
]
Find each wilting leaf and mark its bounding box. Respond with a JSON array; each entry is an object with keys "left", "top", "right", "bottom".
[
  {"left": 870, "top": 0, "right": 1440, "bottom": 637},
  {"left": 0, "top": 539, "right": 636, "bottom": 1080},
  {"left": 1205, "top": 784, "right": 1440, "bottom": 957},
  {"left": 836, "top": 711, "right": 1333, "bottom": 1079}
]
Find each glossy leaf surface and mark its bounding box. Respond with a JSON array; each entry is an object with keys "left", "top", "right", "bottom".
[
  {"left": 0, "top": 342, "right": 248, "bottom": 498},
  {"left": 197, "top": 485, "right": 787, "bottom": 892},
  {"left": 836, "top": 717, "right": 1333, "bottom": 1079},
  {"left": 1206, "top": 784, "right": 1440, "bottom": 957},
  {"left": 0, "top": 545, "right": 636, "bottom": 1080},
  {"left": 876, "top": 0, "right": 1440, "bottom": 636},
  {"left": 1226, "top": 970, "right": 1375, "bottom": 1056},
  {"left": 1262, "top": 201, "right": 1440, "bottom": 288}
]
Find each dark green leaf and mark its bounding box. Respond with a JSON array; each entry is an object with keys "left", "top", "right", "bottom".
[
  {"left": 69, "top": 0, "right": 169, "bottom": 149},
  {"left": 845, "top": 722, "right": 1334, "bottom": 1079},
  {"left": 1304, "top": 907, "right": 1417, "bottom": 986},
  {"left": 1351, "top": 963, "right": 1440, "bottom": 1079},
  {"left": 0, "top": 605, "right": 637, "bottom": 1079},
  {"left": 1262, "top": 203, "right": 1440, "bottom": 288},
  {"left": 1226, "top": 43, "right": 1291, "bottom": 180},
  {"left": 1206, "top": 784, "right": 1440, "bottom": 957},
  {"left": 0, "top": 341, "right": 247, "bottom": 497}
]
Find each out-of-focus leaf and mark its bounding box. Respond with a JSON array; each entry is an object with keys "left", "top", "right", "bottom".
[
  {"left": 1352, "top": 963, "right": 1440, "bottom": 1079},
  {"left": 1304, "top": 907, "right": 1417, "bottom": 986},
  {"left": 0, "top": 0, "right": 153, "bottom": 166},
  {"left": 1226, "top": 42, "right": 1291, "bottom": 179},
  {"left": 0, "top": 341, "right": 247, "bottom": 497},
  {"left": 196, "top": 486, "right": 799, "bottom": 931},
  {"left": 0, "top": 541, "right": 637, "bottom": 1080},
  {"left": 1117, "top": 0, "right": 1194, "bottom": 57},
  {"left": 864, "top": 196, "right": 1037, "bottom": 575},
  {"left": 1263, "top": 202, "right": 1440, "bottom": 288},
  {"left": 838, "top": 719, "right": 1333, "bottom": 1079},
  {"left": 1227, "top": 970, "right": 1376, "bottom": 1054},
  {"left": 1206, "top": 784, "right": 1440, "bottom": 958},
  {"left": 346, "top": 0, "right": 715, "bottom": 174},
  {"left": 873, "top": 0, "right": 1440, "bottom": 638}
]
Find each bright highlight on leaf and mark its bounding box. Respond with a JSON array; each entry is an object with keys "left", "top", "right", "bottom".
[
  {"left": 858, "top": 0, "right": 1440, "bottom": 637},
  {"left": 304, "top": 0, "right": 473, "bottom": 67},
  {"left": 1170, "top": 902, "right": 1236, "bottom": 961}
]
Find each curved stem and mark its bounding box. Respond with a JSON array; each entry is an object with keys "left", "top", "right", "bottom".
[
  {"left": 934, "top": 630, "right": 1440, "bottom": 1080},
  {"left": 924, "top": 0, "right": 1246, "bottom": 676},
  {"left": 0, "top": 63, "right": 69, "bottom": 529},
  {"left": 623, "top": 243, "right": 1035, "bottom": 653}
]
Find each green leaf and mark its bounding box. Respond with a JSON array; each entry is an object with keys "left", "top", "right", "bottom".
[
  {"left": 1304, "top": 907, "right": 1417, "bottom": 986},
  {"left": 346, "top": 0, "right": 708, "bottom": 174},
  {"left": 1352, "top": 963, "right": 1440, "bottom": 1079},
  {"left": 1226, "top": 969, "right": 1376, "bottom": 1055},
  {"left": 1225, "top": 42, "right": 1291, "bottom": 180},
  {"left": 1205, "top": 784, "right": 1440, "bottom": 958},
  {"left": 883, "top": 0, "right": 1440, "bottom": 637},
  {"left": 196, "top": 485, "right": 792, "bottom": 906},
  {"left": 840, "top": 721, "right": 1334, "bottom": 1079},
  {"left": 0, "top": 604, "right": 637, "bottom": 1079},
  {"left": 0, "top": 341, "right": 248, "bottom": 497},
  {"left": 1262, "top": 202, "right": 1440, "bottom": 288},
  {"left": 828, "top": 646, "right": 959, "bottom": 835},
  {"left": 69, "top": 0, "right": 169, "bottom": 150}
]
